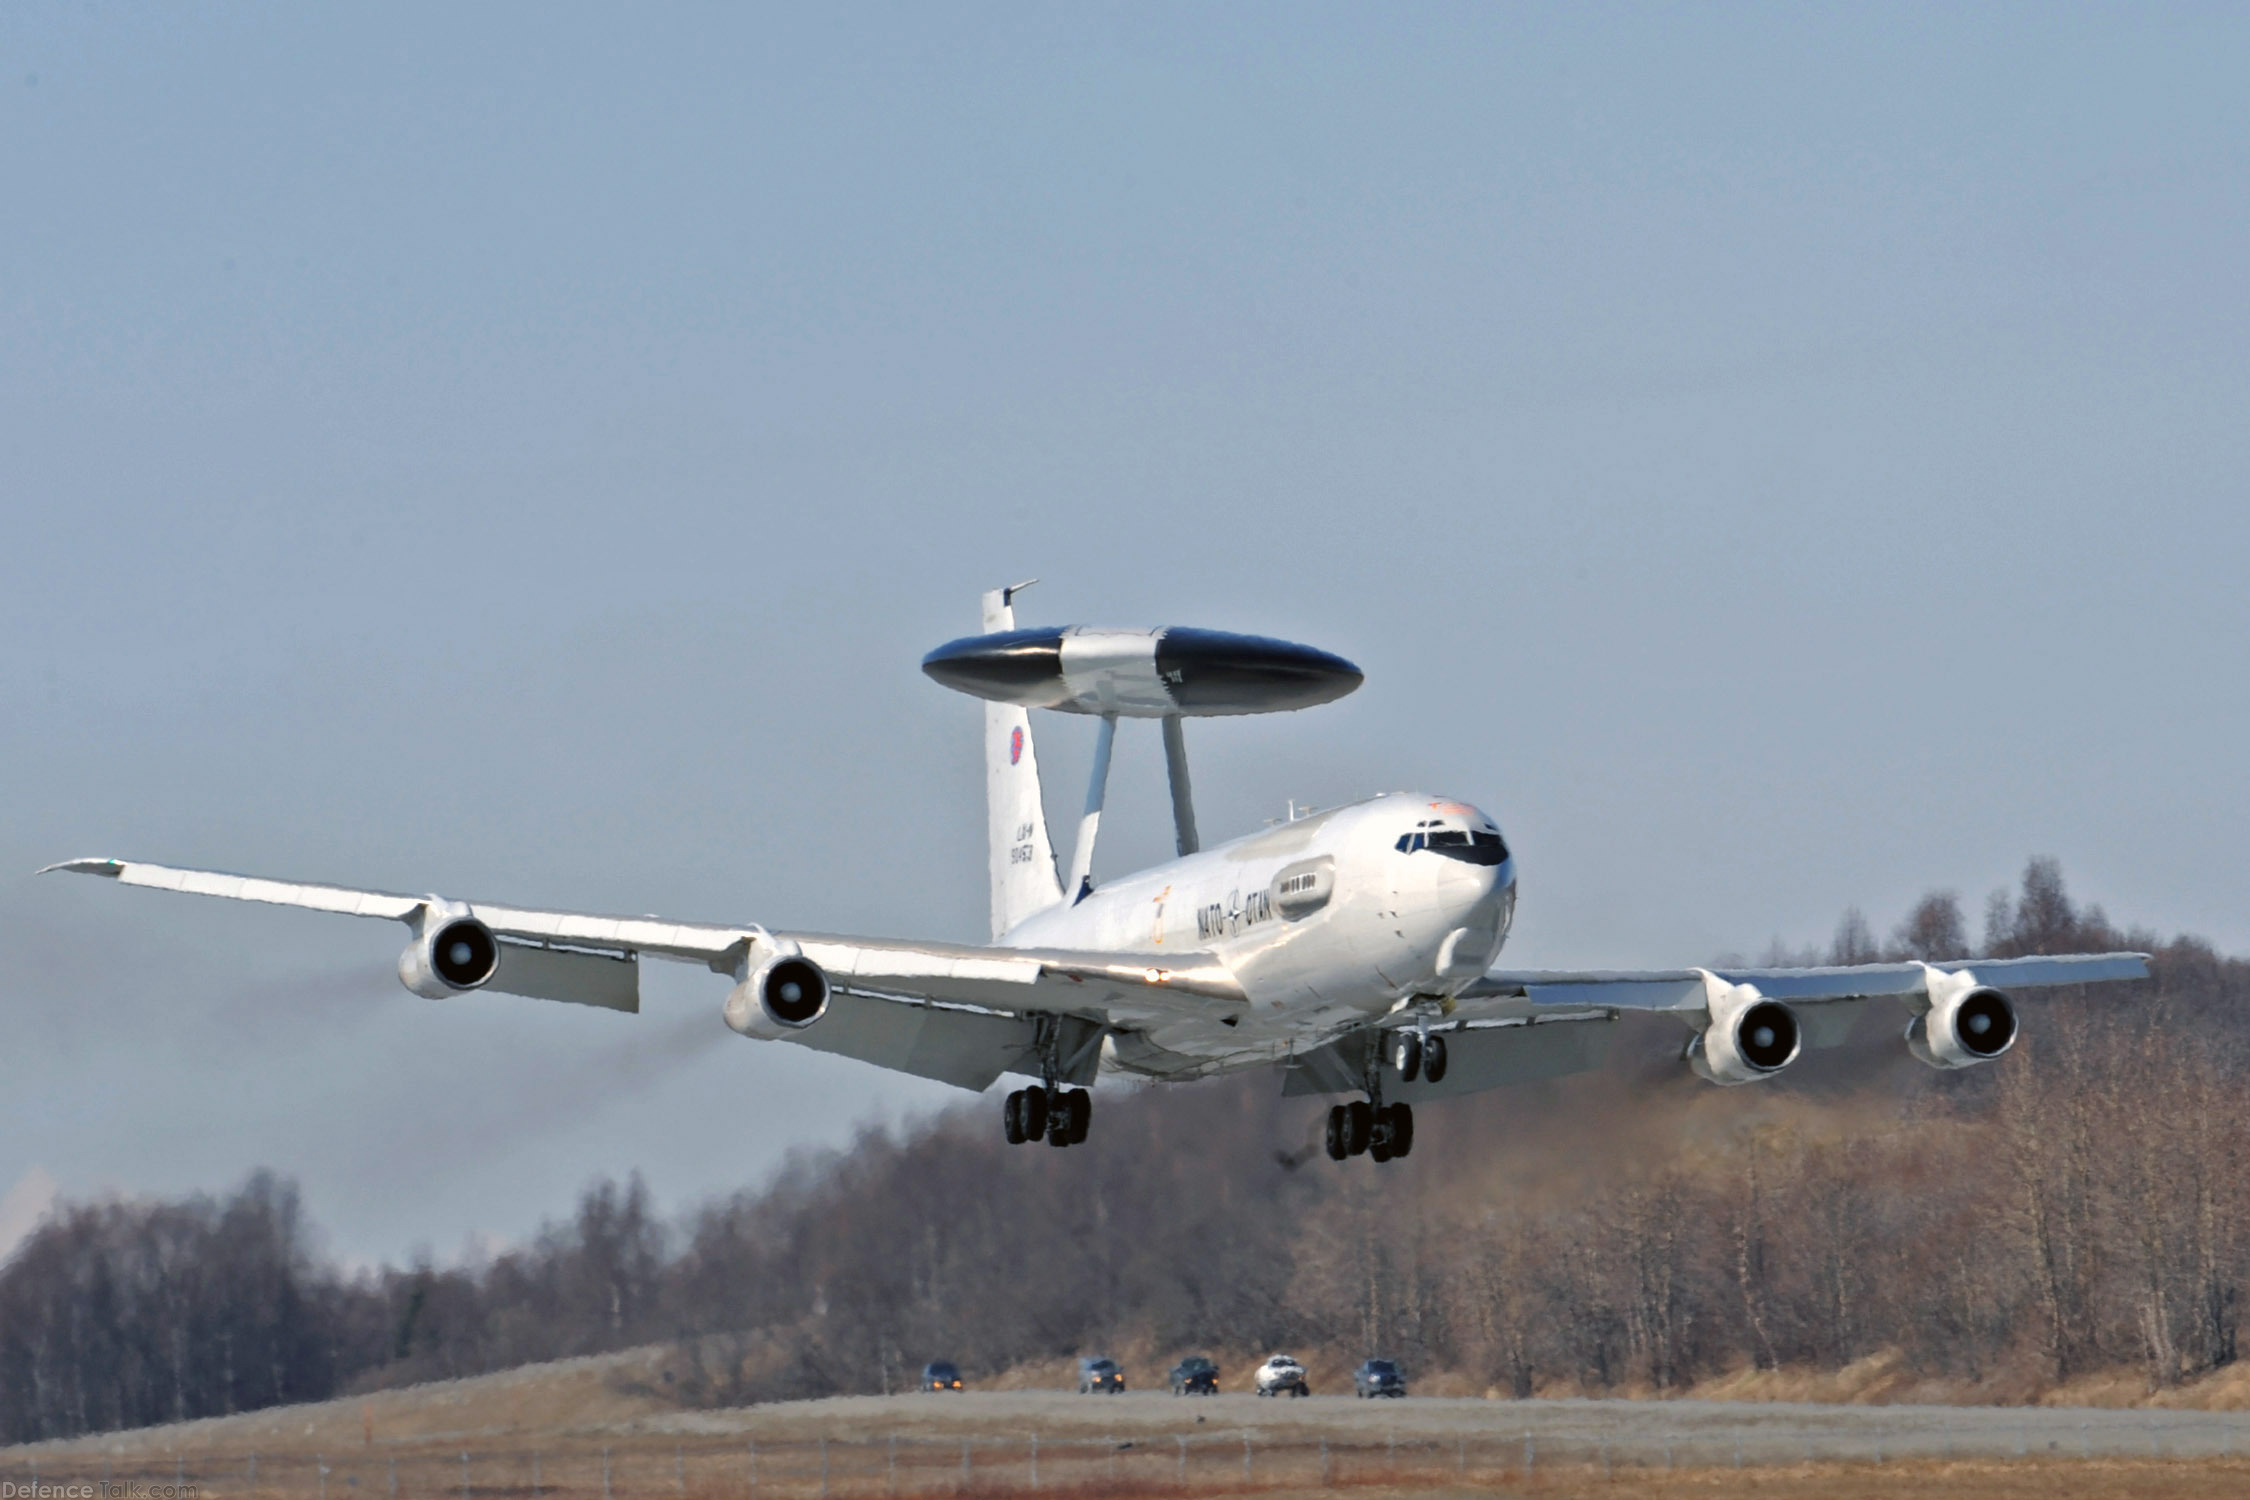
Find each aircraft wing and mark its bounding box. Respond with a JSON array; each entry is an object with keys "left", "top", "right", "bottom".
[
  {"left": 1448, "top": 952, "right": 2150, "bottom": 1046},
  {"left": 1283, "top": 950, "right": 2154, "bottom": 1102},
  {"left": 39, "top": 857, "right": 1245, "bottom": 1090}
]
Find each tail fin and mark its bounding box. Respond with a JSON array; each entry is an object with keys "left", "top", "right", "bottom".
[{"left": 982, "top": 584, "right": 1064, "bottom": 939}]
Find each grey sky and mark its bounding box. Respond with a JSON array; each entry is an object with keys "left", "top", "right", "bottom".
[{"left": 3, "top": 4, "right": 2245, "bottom": 1262}]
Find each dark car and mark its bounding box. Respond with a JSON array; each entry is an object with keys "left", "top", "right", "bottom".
[
  {"left": 921, "top": 1360, "right": 963, "bottom": 1392},
  {"left": 1076, "top": 1356, "right": 1126, "bottom": 1394},
  {"left": 1168, "top": 1356, "right": 1219, "bottom": 1395},
  {"left": 1351, "top": 1358, "right": 1407, "bottom": 1398}
]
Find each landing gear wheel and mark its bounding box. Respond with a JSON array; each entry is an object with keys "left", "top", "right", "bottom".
[
  {"left": 1387, "top": 1102, "right": 1414, "bottom": 1158},
  {"left": 1345, "top": 1100, "right": 1373, "bottom": 1156},
  {"left": 1021, "top": 1085, "right": 1049, "bottom": 1141},
  {"left": 1324, "top": 1106, "right": 1349, "bottom": 1161},
  {"left": 1368, "top": 1114, "right": 1394, "bottom": 1163},
  {"left": 1392, "top": 1033, "right": 1422, "bottom": 1082},
  {"left": 1003, "top": 1090, "right": 1027, "bottom": 1144},
  {"left": 1066, "top": 1088, "right": 1092, "bottom": 1144},
  {"left": 1423, "top": 1034, "right": 1449, "bottom": 1084},
  {"left": 1047, "top": 1101, "right": 1072, "bottom": 1146}
]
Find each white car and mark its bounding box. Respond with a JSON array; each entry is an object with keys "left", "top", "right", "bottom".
[{"left": 1253, "top": 1354, "right": 1309, "bottom": 1397}]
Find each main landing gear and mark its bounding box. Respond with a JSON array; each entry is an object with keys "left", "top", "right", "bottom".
[
  {"left": 1325, "top": 1025, "right": 1448, "bottom": 1164},
  {"left": 1002, "top": 1015, "right": 1095, "bottom": 1148},
  {"left": 1003, "top": 1083, "right": 1091, "bottom": 1148},
  {"left": 1326, "top": 1098, "right": 1413, "bottom": 1162}
]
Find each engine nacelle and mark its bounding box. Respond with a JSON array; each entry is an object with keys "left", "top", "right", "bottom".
[
  {"left": 398, "top": 904, "right": 500, "bottom": 998},
  {"left": 723, "top": 943, "right": 830, "bottom": 1039},
  {"left": 1687, "top": 975, "right": 1801, "bottom": 1086},
  {"left": 1908, "top": 966, "right": 2016, "bottom": 1069}
]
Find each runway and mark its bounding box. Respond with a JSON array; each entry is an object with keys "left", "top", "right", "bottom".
[{"left": 667, "top": 1388, "right": 2250, "bottom": 1462}]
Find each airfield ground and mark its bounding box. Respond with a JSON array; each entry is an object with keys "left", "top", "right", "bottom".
[{"left": 8, "top": 1349, "right": 2250, "bottom": 1499}]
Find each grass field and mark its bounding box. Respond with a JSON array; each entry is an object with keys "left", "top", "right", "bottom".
[{"left": 7, "top": 1349, "right": 2249, "bottom": 1499}]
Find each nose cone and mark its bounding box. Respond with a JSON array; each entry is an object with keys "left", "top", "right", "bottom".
[
  {"left": 921, "top": 627, "right": 1068, "bottom": 707},
  {"left": 1153, "top": 629, "right": 1363, "bottom": 716}
]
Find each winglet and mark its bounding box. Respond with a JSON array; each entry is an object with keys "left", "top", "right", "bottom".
[{"left": 38, "top": 858, "right": 124, "bottom": 877}]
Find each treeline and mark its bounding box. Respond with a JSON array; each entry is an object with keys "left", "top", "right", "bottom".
[{"left": 4, "top": 860, "right": 2247, "bottom": 1442}]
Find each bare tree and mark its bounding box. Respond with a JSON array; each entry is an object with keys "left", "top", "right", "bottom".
[
  {"left": 1892, "top": 891, "right": 1966, "bottom": 960},
  {"left": 1829, "top": 908, "right": 1880, "bottom": 966}
]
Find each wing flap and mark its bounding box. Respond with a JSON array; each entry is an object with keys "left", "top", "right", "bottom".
[
  {"left": 781, "top": 992, "right": 1041, "bottom": 1091},
  {"left": 1285, "top": 1014, "right": 1613, "bottom": 1100},
  {"left": 490, "top": 941, "right": 640, "bottom": 1013}
]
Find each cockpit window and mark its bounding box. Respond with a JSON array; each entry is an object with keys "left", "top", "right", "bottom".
[{"left": 1397, "top": 825, "right": 1509, "bottom": 865}]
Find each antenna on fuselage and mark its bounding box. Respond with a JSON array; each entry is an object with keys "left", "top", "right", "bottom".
[{"left": 921, "top": 609, "right": 1363, "bottom": 899}]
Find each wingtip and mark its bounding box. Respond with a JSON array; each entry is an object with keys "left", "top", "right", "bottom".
[{"left": 37, "top": 857, "right": 124, "bottom": 877}]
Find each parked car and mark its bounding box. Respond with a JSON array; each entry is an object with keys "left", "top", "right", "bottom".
[
  {"left": 1252, "top": 1354, "right": 1309, "bottom": 1397},
  {"left": 921, "top": 1360, "right": 963, "bottom": 1392},
  {"left": 1077, "top": 1356, "right": 1126, "bottom": 1394},
  {"left": 1351, "top": 1358, "right": 1406, "bottom": 1398},
  {"left": 1168, "top": 1356, "right": 1220, "bottom": 1395}
]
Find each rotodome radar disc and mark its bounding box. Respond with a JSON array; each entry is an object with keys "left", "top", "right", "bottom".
[{"left": 921, "top": 625, "right": 1363, "bottom": 717}]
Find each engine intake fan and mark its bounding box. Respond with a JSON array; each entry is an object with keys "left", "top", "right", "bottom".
[
  {"left": 1688, "top": 974, "right": 1802, "bottom": 1086},
  {"left": 1909, "top": 965, "right": 2017, "bottom": 1069},
  {"left": 398, "top": 904, "right": 500, "bottom": 998},
  {"left": 724, "top": 943, "right": 831, "bottom": 1039}
]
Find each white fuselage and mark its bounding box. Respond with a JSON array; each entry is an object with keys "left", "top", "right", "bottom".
[{"left": 1002, "top": 792, "right": 1517, "bottom": 1075}]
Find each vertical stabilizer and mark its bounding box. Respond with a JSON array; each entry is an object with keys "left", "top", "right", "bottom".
[{"left": 982, "top": 585, "right": 1064, "bottom": 939}]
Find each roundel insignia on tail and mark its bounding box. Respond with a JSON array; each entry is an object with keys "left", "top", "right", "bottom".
[{"left": 1010, "top": 726, "right": 1024, "bottom": 765}]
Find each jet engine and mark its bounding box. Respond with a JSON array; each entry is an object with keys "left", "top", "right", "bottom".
[
  {"left": 1687, "top": 977, "right": 1801, "bottom": 1086},
  {"left": 398, "top": 905, "right": 500, "bottom": 998},
  {"left": 723, "top": 944, "right": 831, "bottom": 1039},
  {"left": 1908, "top": 968, "right": 2017, "bottom": 1069}
]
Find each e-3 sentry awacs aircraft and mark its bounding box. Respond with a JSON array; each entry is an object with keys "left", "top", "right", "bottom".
[{"left": 46, "top": 584, "right": 2148, "bottom": 1164}]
